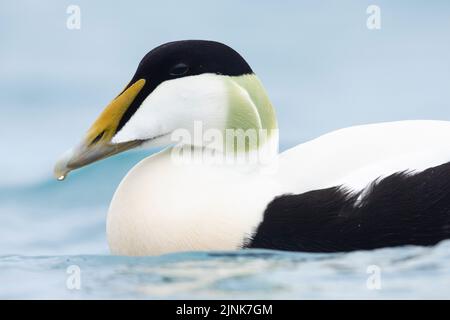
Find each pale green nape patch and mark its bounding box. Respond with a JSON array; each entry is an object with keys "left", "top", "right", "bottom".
[
  {"left": 224, "top": 77, "right": 262, "bottom": 132},
  {"left": 231, "top": 74, "right": 277, "bottom": 132},
  {"left": 224, "top": 74, "right": 278, "bottom": 152}
]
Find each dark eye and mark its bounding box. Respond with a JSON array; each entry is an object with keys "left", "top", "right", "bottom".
[{"left": 169, "top": 63, "right": 189, "bottom": 76}]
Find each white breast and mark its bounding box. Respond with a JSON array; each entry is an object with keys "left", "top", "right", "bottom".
[{"left": 106, "top": 147, "right": 281, "bottom": 256}]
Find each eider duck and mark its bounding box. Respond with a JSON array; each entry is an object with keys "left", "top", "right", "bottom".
[{"left": 54, "top": 40, "right": 450, "bottom": 256}]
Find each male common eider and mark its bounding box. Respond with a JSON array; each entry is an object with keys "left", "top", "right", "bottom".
[{"left": 55, "top": 40, "right": 450, "bottom": 256}]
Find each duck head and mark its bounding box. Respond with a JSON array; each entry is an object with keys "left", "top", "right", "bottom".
[{"left": 54, "top": 40, "right": 277, "bottom": 180}]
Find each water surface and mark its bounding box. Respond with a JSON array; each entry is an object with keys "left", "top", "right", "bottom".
[{"left": 2, "top": 243, "right": 450, "bottom": 299}]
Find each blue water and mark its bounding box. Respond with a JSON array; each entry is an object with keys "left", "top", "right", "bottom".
[
  {"left": 2, "top": 244, "right": 450, "bottom": 299},
  {"left": 2, "top": 1, "right": 450, "bottom": 299}
]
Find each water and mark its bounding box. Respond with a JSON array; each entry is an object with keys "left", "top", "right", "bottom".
[
  {"left": 2, "top": 243, "right": 450, "bottom": 299},
  {"left": 2, "top": 1, "right": 450, "bottom": 299}
]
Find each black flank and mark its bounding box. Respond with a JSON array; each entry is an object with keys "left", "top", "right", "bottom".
[{"left": 246, "top": 162, "right": 450, "bottom": 252}]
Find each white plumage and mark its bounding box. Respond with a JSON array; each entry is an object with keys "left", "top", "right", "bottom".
[{"left": 107, "top": 120, "right": 450, "bottom": 255}]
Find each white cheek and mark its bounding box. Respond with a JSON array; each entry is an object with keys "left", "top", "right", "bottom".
[{"left": 112, "top": 74, "right": 229, "bottom": 144}]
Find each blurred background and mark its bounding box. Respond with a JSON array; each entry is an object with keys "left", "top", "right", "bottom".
[{"left": 1, "top": 0, "right": 450, "bottom": 256}]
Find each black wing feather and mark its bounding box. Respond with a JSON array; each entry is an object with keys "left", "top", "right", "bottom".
[{"left": 246, "top": 162, "right": 450, "bottom": 252}]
